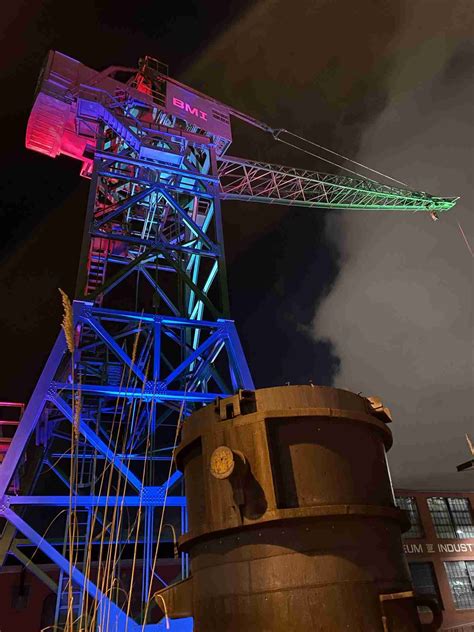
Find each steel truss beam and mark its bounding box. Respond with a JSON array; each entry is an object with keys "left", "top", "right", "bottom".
[
  {"left": 218, "top": 155, "right": 457, "bottom": 212},
  {"left": 2, "top": 63, "right": 253, "bottom": 630},
  {"left": 0, "top": 303, "right": 249, "bottom": 494},
  {"left": 0, "top": 304, "right": 249, "bottom": 628},
  {"left": 7, "top": 495, "right": 186, "bottom": 507}
]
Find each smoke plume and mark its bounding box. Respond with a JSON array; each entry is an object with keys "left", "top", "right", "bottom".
[
  {"left": 312, "top": 8, "right": 473, "bottom": 490},
  {"left": 184, "top": 0, "right": 473, "bottom": 489}
]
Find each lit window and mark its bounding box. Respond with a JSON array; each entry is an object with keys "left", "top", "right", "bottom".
[
  {"left": 444, "top": 561, "right": 474, "bottom": 609},
  {"left": 427, "top": 497, "right": 474, "bottom": 539},
  {"left": 396, "top": 496, "right": 424, "bottom": 538},
  {"left": 409, "top": 562, "right": 443, "bottom": 612}
]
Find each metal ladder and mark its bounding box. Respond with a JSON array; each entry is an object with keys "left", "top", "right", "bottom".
[{"left": 85, "top": 238, "right": 109, "bottom": 300}]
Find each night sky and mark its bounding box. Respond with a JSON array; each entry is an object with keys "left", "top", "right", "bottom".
[{"left": 0, "top": 1, "right": 472, "bottom": 490}]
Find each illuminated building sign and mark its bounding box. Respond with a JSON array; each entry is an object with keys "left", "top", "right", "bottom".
[
  {"left": 172, "top": 97, "right": 208, "bottom": 121},
  {"left": 166, "top": 83, "right": 232, "bottom": 141},
  {"left": 404, "top": 542, "right": 474, "bottom": 554}
]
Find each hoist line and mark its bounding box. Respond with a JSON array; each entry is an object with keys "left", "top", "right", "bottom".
[
  {"left": 457, "top": 220, "right": 473, "bottom": 257},
  {"left": 271, "top": 135, "right": 384, "bottom": 185},
  {"left": 273, "top": 128, "right": 409, "bottom": 187}
]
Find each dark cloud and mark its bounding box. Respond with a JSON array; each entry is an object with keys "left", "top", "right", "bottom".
[{"left": 312, "top": 7, "right": 473, "bottom": 490}]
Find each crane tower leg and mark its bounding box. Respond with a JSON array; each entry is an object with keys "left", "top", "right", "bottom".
[{"left": 0, "top": 108, "right": 253, "bottom": 630}]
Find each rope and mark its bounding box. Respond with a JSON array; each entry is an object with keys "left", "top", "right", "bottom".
[
  {"left": 457, "top": 220, "right": 473, "bottom": 257},
  {"left": 274, "top": 129, "right": 409, "bottom": 187},
  {"left": 273, "top": 134, "right": 383, "bottom": 184}
]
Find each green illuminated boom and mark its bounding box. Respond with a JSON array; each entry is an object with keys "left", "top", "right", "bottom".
[{"left": 218, "top": 156, "right": 457, "bottom": 213}]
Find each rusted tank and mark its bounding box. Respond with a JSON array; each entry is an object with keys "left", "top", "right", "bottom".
[{"left": 157, "top": 385, "right": 441, "bottom": 631}]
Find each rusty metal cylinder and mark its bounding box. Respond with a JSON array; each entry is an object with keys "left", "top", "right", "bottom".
[{"left": 170, "top": 386, "right": 440, "bottom": 631}]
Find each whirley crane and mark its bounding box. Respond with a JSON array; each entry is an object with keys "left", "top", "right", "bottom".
[{"left": 0, "top": 52, "right": 457, "bottom": 630}]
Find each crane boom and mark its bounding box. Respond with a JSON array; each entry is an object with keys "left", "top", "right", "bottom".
[
  {"left": 25, "top": 51, "right": 457, "bottom": 215},
  {"left": 218, "top": 155, "right": 457, "bottom": 213}
]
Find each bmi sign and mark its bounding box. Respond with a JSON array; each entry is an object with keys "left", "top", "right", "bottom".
[
  {"left": 404, "top": 542, "right": 474, "bottom": 554},
  {"left": 166, "top": 83, "right": 232, "bottom": 141}
]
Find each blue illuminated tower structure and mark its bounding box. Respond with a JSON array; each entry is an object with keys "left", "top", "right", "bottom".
[
  {"left": 1, "top": 52, "right": 254, "bottom": 630},
  {"left": 0, "top": 51, "right": 457, "bottom": 631}
]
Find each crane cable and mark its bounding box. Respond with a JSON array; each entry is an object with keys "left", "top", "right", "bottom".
[
  {"left": 272, "top": 128, "right": 409, "bottom": 187},
  {"left": 457, "top": 220, "right": 474, "bottom": 257},
  {"left": 271, "top": 128, "right": 473, "bottom": 245}
]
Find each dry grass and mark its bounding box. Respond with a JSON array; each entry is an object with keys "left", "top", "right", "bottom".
[
  {"left": 467, "top": 434, "right": 474, "bottom": 456},
  {"left": 59, "top": 288, "right": 75, "bottom": 354}
]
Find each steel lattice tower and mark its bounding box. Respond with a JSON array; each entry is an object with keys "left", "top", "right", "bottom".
[{"left": 0, "top": 51, "right": 456, "bottom": 631}]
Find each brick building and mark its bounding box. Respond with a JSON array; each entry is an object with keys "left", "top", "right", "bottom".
[{"left": 395, "top": 489, "right": 474, "bottom": 630}]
